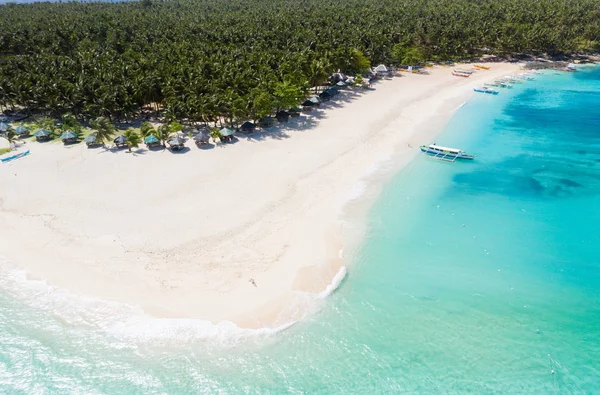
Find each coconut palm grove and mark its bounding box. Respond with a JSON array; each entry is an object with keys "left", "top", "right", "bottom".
[{"left": 0, "top": 0, "right": 598, "bottom": 123}]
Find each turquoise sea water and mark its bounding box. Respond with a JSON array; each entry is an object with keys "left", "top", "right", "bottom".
[{"left": 1, "top": 67, "right": 600, "bottom": 393}]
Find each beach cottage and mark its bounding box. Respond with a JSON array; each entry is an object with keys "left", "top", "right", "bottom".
[
  {"left": 60, "top": 130, "right": 78, "bottom": 144},
  {"left": 113, "top": 134, "right": 128, "bottom": 148}
]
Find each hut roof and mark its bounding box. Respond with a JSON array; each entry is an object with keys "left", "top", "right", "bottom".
[
  {"left": 194, "top": 132, "right": 210, "bottom": 141},
  {"left": 374, "top": 64, "right": 388, "bottom": 73},
  {"left": 0, "top": 122, "right": 9, "bottom": 132},
  {"left": 60, "top": 130, "right": 78, "bottom": 140},
  {"left": 34, "top": 129, "right": 51, "bottom": 137},
  {"left": 114, "top": 134, "right": 127, "bottom": 144},
  {"left": 83, "top": 134, "right": 98, "bottom": 143},
  {"left": 167, "top": 136, "right": 185, "bottom": 146},
  {"left": 220, "top": 127, "right": 235, "bottom": 137},
  {"left": 144, "top": 134, "right": 159, "bottom": 144},
  {"left": 15, "top": 125, "right": 29, "bottom": 134},
  {"left": 240, "top": 121, "right": 255, "bottom": 130}
]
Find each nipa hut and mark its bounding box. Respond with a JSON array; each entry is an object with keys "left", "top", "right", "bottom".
[
  {"left": 83, "top": 133, "right": 100, "bottom": 147},
  {"left": 240, "top": 121, "right": 256, "bottom": 133},
  {"left": 275, "top": 110, "right": 290, "bottom": 122},
  {"left": 219, "top": 127, "right": 235, "bottom": 143},
  {"left": 113, "top": 134, "right": 128, "bottom": 148},
  {"left": 60, "top": 130, "right": 78, "bottom": 144},
  {"left": 144, "top": 134, "right": 161, "bottom": 149},
  {"left": 33, "top": 129, "right": 51, "bottom": 142},
  {"left": 167, "top": 136, "right": 185, "bottom": 151}
]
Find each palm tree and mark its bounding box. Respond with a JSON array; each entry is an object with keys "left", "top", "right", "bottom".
[
  {"left": 5, "top": 130, "right": 16, "bottom": 145},
  {"left": 139, "top": 121, "right": 155, "bottom": 139},
  {"left": 90, "top": 116, "right": 115, "bottom": 146},
  {"left": 124, "top": 128, "right": 141, "bottom": 152},
  {"left": 156, "top": 124, "right": 171, "bottom": 147}
]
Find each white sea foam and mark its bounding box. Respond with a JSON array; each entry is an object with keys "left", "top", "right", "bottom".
[
  {"left": 317, "top": 265, "right": 347, "bottom": 299},
  {"left": 0, "top": 257, "right": 345, "bottom": 347}
]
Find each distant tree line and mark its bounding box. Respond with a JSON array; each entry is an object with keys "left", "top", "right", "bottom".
[{"left": 0, "top": 0, "right": 598, "bottom": 124}]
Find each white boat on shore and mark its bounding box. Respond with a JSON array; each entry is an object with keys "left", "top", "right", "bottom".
[
  {"left": 419, "top": 144, "right": 476, "bottom": 162},
  {"left": 474, "top": 86, "right": 499, "bottom": 95}
]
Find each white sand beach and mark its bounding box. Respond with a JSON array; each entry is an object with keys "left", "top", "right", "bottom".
[{"left": 0, "top": 63, "right": 521, "bottom": 328}]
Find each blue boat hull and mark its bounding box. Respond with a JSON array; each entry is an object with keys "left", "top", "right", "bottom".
[{"left": 420, "top": 147, "right": 475, "bottom": 160}]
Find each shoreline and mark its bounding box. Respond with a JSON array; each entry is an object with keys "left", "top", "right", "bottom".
[{"left": 0, "top": 63, "right": 522, "bottom": 333}]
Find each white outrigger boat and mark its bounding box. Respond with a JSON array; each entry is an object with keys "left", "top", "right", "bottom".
[
  {"left": 419, "top": 144, "right": 476, "bottom": 162},
  {"left": 474, "top": 86, "right": 499, "bottom": 95}
]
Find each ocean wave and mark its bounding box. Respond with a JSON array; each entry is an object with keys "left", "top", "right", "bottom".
[{"left": 0, "top": 258, "right": 345, "bottom": 347}]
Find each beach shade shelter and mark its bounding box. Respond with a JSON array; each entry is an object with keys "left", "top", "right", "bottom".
[
  {"left": 289, "top": 107, "right": 302, "bottom": 117},
  {"left": 258, "top": 117, "right": 276, "bottom": 128},
  {"left": 193, "top": 131, "right": 211, "bottom": 146},
  {"left": 15, "top": 125, "right": 30, "bottom": 137},
  {"left": 60, "top": 130, "right": 78, "bottom": 144},
  {"left": 319, "top": 90, "right": 333, "bottom": 101},
  {"left": 275, "top": 110, "right": 290, "bottom": 122},
  {"left": 83, "top": 133, "right": 100, "bottom": 147},
  {"left": 219, "top": 127, "right": 235, "bottom": 142},
  {"left": 113, "top": 134, "right": 128, "bottom": 148},
  {"left": 33, "top": 129, "right": 52, "bottom": 141},
  {"left": 374, "top": 64, "right": 388, "bottom": 76},
  {"left": 144, "top": 134, "right": 161, "bottom": 148},
  {"left": 0, "top": 122, "right": 8, "bottom": 132},
  {"left": 240, "top": 121, "right": 256, "bottom": 133},
  {"left": 167, "top": 136, "right": 185, "bottom": 151}
]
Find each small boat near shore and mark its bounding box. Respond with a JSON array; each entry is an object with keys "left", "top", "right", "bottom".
[
  {"left": 474, "top": 86, "right": 499, "bottom": 95},
  {"left": 489, "top": 81, "right": 513, "bottom": 88},
  {"left": 420, "top": 144, "right": 476, "bottom": 162},
  {"left": 474, "top": 64, "right": 490, "bottom": 70},
  {"left": 452, "top": 70, "right": 471, "bottom": 78}
]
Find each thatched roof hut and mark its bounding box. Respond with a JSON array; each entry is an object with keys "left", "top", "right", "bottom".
[
  {"left": 60, "top": 130, "right": 78, "bottom": 144},
  {"left": 275, "top": 110, "right": 290, "bottom": 122},
  {"left": 15, "top": 125, "right": 29, "bottom": 137},
  {"left": 83, "top": 133, "right": 100, "bottom": 147},
  {"left": 114, "top": 134, "right": 127, "bottom": 148},
  {"left": 33, "top": 129, "right": 51, "bottom": 141},
  {"left": 144, "top": 134, "right": 161, "bottom": 148},
  {"left": 240, "top": 121, "right": 256, "bottom": 132},
  {"left": 194, "top": 131, "right": 211, "bottom": 146},
  {"left": 167, "top": 136, "right": 185, "bottom": 150},
  {"left": 0, "top": 122, "right": 8, "bottom": 132}
]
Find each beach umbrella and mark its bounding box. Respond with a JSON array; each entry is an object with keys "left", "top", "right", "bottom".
[
  {"left": 114, "top": 134, "right": 127, "bottom": 145},
  {"left": 15, "top": 125, "right": 29, "bottom": 135},
  {"left": 60, "top": 130, "right": 78, "bottom": 140},
  {"left": 144, "top": 134, "right": 159, "bottom": 144},
  {"left": 33, "top": 129, "right": 51, "bottom": 137},
  {"left": 0, "top": 122, "right": 8, "bottom": 132},
  {"left": 219, "top": 127, "right": 235, "bottom": 137}
]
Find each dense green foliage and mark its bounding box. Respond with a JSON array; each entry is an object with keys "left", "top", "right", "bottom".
[{"left": 0, "top": 0, "right": 598, "bottom": 123}]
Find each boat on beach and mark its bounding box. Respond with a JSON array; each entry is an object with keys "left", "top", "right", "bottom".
[
  {"left": 452, "top": 70, "right": 471, "bottom": 78},
  {"left": 491, "top": 81, "right": 513, "bottom": 88},
  {"left": 474, "top": 86, "right": 499, "bottom": 95},
  {"left": 474, "top": 64, "right": 490, "bottom": 70},
  {"left": 419, "top": 144, "right": 476, "bottom": 162}
]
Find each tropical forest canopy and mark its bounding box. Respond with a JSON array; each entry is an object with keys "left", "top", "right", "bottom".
[{"left": 0, "top": 0, "right": 598, "bottom": 123}]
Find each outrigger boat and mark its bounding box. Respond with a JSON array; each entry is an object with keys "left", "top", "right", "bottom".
[
  {"left": 474, "top": 86, "right": 499, "bottom": 95},
  {"left": 491, "top": 80, "right": 513, "bottom": 88},
  {"left": 420, "top": 144, "right": 476, "bottom": 162},
  {"left": 452, "top": 69, "right": 471, "bottom": 78},
  {"left": 474, "top": 64, "right": 490, "bottom": 70}
]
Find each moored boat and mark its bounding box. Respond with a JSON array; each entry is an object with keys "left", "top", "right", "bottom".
[
  {"left": 474, "top": 86, "right": 499, "bottom": 95},
  {"left": 419, "top": 144, "right": 475, "bottom": 162}
]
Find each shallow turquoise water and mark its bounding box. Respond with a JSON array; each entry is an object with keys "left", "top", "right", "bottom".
[{"left": 1, "top": 67, "right": 599, "bottom": 393}]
